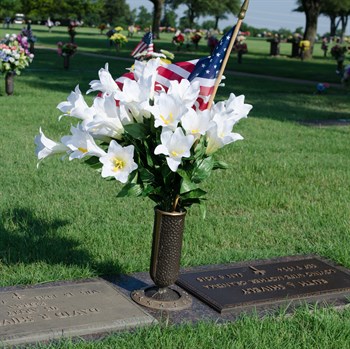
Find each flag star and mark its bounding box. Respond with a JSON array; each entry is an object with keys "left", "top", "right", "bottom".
[
  {"left": 206, "top": 70, "right": 210, "bottom": 74},
  {"left": 220, "top": 59, "right": 223, "bottom": 63},
  {"left": 223, "top": 48, "right": 227, "bottom": 51},
  {"left": 216, "top": 53, "right": 220, "bottom": 57},
  {"left": 226, "top": 35, "right": 231, "bottom": 40},
  {"left": 210, "top": 59, "right": 213, "bottom": 62},
  {"left": 214, "top": 65, "right": 217, "bottom": 68},
  {"left": 201, "top": 64, "right": 206, "bottom": 68}
]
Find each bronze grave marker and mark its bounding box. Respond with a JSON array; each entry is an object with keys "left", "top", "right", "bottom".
[
  {"left": 0, "top": 279, "right": 155, "bottom": 346},
  {"left": 177, "top": 256, "right": 350, "bottom": 313}
]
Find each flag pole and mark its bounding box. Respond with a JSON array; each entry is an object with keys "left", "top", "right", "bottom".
[{"left": 207, "top": 0, "right": 250, "bottom": 109}]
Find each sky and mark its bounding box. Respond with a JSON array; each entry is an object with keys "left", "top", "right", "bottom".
[{"left": 125, "top": 0, "right": 350, "bottom": 36}]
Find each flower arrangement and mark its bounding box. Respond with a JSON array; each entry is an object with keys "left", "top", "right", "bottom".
[
  {"left": 35, "top": 58, "right": 252, "bottom": 213},
  {"left": 134, "top": 49, "right": 174, "bottom": 64},
  {"left": 21, "top": 28, "right": 37, "bottom": 44},
  {"left": 173, "top": 33, "right": 184, "bottom": 45},
  {"left": 57, "top": 42, "right": 78, "bottom": 56},
  {"left": 0, "top": 33, "right": 34, "bottom": 75},
  {"left": 68, "top": 23, "right": 77, "bottom": 39},
  {"left": 287, "top": 33, "right": 302, "bottom": 44},
  {"left": 330, "top": 44, "right": 348, "bottom": 61},
  {"left": 110, "top": 33, "right": 128, "bottom": 47},
  {"left": 191, "top": 32, "right": 202, "bottom": 45},
  {"left": 98, "top": 23, "right": 107, "bottom": 34}
]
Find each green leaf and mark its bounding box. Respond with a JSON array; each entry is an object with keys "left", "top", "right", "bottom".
[
  {"left": 124, "top": 123, "right": 149, "bottom": 140},
  {"left": 116, "top": 183, "right": 143, "bottom": 197},
  {"left": 84, "top": 156, "right": 102, "bottom": 169},
  {"left": 180, "top": 198, "right": 202, "bottom": 207},
  {"left": 191, "top": 157, "right": 214, "bottom": 183},
  {"left": 180, "top": 177, "right": 198, "bottom": 194},
  {"left": 213, "top": 160, "right": 229, "bottom": 170},
  {"left": 139, "top": 167, "right": 154, "bottom": 183},
  {"left": 181, "top": 188, "right": 207, "bottom": 200}
]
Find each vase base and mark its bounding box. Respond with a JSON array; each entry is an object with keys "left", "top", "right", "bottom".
[{"left": 131, "top": 286, "right": 192, "bottom": 311}]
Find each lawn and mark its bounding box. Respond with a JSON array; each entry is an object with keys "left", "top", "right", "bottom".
[{"left": 0, "top": 24, "right": 350, "bottom": 348}]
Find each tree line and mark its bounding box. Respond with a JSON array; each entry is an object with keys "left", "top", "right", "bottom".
[{"left": 1, "top": 0, "right": 348, "bottom": 59}]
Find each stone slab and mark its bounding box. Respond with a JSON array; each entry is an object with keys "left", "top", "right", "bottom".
[
  {"left": 177, "top": 256, "right": 350, "bottom": 313},
  {"left": 109, "top": 255, "right": 350, "bottom": 324},
  {"left": 0, "top": 279, "right": 156, "bottom": 346}
]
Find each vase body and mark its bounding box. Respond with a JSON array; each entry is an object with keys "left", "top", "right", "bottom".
[
  {"left": 5, "top": 72, "right": 15, "bottom": 96},
  {"left": 63, "top": 55, "right": 70, "bottom": 69},
  {"left": 131, "top": 208, "right": 192, "bottom": 310},
  {"left": 150, "top": 208, "right": 186, "bottom": 288}
]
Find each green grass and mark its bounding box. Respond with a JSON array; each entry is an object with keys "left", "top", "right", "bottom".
[{"left": 0, "top": 24, "right": 350, "bottom": 348}]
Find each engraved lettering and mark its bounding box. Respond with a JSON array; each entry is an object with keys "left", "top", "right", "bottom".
[
  {"left": 12, "top": 293, "right": 24, "bottom": 300},
  {"left": 7, "top": 308, "right": 38, "bottom": 316},
  {"left": 39, "top": 314, "right": 51, "bottom": 320},
  {"left": 64, "top": 292, "right": 74, "bottom": 297},
  {"left": 299, "top": 279, "right": 328, "bottom": 287},
  {"left": 241, "top": 284, "right": 286, "bottom": 295},
  {"left": 305, "top": 269, "right": 336, "bottom": 277},
  {"left": 202, "top": 280, "right": 247, "bottom": 289},
  {"left": 304, "top": 264, "right": 317, "bottom": 270},
  {"left": 6, "top": 302, "right": 46, "bottom": 310},
  {"left": 196, "top": 276, "right": 217, "bottom": 282},
  {"left": 43, "top": 306, "right": 59, "bottom": 311},
  {"left": 55, "top": 308, "right": 100, "bottom": 318},
  {"left": 0, "top": 316, "right": 34, "bottom": 327},
  {"left": 80, "top": 289, "right": 101, "bottom": 295},
  {"left": 225, "top": 273, "right": 243, "bottom": 279},
  {"left": 35, "top": 294, "right": 57, "bottom": 300}
]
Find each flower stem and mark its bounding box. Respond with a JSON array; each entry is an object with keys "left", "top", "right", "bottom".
[{"left": 172, "top": 194, "right": 180, "bottom": 212}]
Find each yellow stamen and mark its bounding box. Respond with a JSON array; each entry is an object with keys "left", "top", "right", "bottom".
[
  {"left": 78, "top": 147, "right": 88, "bottom": 153},
  {"left": 171, "top": 150, "right": 179, "bottom": 157},
  {"left": 159, "top": 112, "right": 173, "bottom": 125},
  {"left": 191, "top": 129, "right": 199, "bottom": 134},
  {"left": 112, "top": 157, "right": 125, "bottom": 172}
]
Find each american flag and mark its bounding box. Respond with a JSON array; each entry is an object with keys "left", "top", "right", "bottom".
[
  {"left": 121, "top": 26, "right": 235, "bottom": 110},
  {"left": 131, "top": 31, "right": 154, "bottom": 57}
]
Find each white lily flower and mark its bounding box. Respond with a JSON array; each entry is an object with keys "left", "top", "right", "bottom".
[
  {"left": 223, "top": 93, "right": 253, "bottom": 121},
  {"left": 86, "top": 95, "right": 125, "bottom": 140},
  {"left": 150, "top": 93, "right": 187, "bottom": 131},
  {"left": 205, "top": 115, "right": 243, "bottom": 155},
  {"left": 133, "top": 58, "right": 161, "bottom": 82},
  {"left": 57, "top": 85, "right": 95, "bottom": 121},
  {"left": 167, "top": 79, "right": 200, "bottom": 108},
  {"left": 87, "top": 63, "right": 120, "bottom": 96},
  {"left": 34, "top": 128, "right": 69, "bottom": 166},
  {"left": 136, "top": 58, "right": 161, "bottom": 100},
  {"left": 181, "top": 108, "right": 213, "bottom": 139},
  {"left": 99, "top": 140, "right": 138, "bottom": 183},
  {"left": 154, "top": 128, "right": 194, "bottom": 172},
  {"left": 114, "top": 78, "right": 151, "bottom": 123},
  {"left": 61, "top": 124, "right": 106, "bottom": 160}
]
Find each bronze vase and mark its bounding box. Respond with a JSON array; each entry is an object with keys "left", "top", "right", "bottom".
[
  {"left": 131, "top": 208, "right": 192, "bottom": 310},
  {"left": 5, "top": 72, "right": 15, "bottom": 96},
  {"left": 63, "top": 55, "right": 70, "bottom": 70}
]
